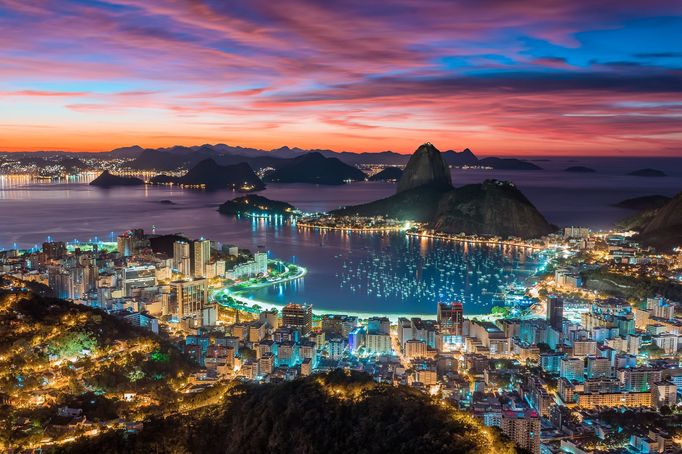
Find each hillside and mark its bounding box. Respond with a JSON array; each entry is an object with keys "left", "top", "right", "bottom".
[
  {"left": 0, "top": 280, "right": 194, "bottom": 451},
  {"left": 150, "top": 159, "right": 265, "bottom": 191},
  {"left": 614, "top": 195, "right": 671, "bottom": 211},
  {"left": 432, "top": 180, "right": 554, "bottom": 239},
  {"left": 62, "top": 370, "right": 516, "bottom": 454},
  {"left": 263, "top": 152, "right": 366, "bottom": 185},
  {"left": 368, "top": 166, "right": 403, "bottom": 181},
  {"left": 90, "top": 170, "right": 144, "bottom": 187},
  {"left": 638, "top": 191, "right": 682, "bottom": 250},
  {"left": 332, "top": 184, "right": 451, "bottom": 222}
]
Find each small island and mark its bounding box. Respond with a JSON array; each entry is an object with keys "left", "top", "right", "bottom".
[
  {"left": 614, "top": 195, "right": 671, "bottom": 211},
  {"left": 89, "top": 170, "right": 144, "bottom": 187},
  {"left": 564, "top": 166, "right": 596, "bottom": 173},
  {"left": 369, "top": 166, "right": 403, "bottom": 181},
  {"left": 628, "top": 168, "right": 666, "bottom": 177},
  {"left": 218, "top": 195, "right": 298, "bottom": 217}
]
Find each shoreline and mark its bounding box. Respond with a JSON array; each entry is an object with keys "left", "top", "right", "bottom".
[{"left": 213, "top": 265, "right": 506, "bottom": 323}]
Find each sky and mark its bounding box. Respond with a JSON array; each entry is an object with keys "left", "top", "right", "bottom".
[{"left": 1, "top": 1, "right": 681, "bottom": 156}]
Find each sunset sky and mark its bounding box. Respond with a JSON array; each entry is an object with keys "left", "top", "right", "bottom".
[{"left": 1, "top": 1, "right": 681, "bottom": 155}]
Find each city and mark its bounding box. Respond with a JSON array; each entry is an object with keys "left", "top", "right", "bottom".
[
  {"left": 2, "top": 1, "right": 682, "bottom": 453},
  {"left": 1, "top": 218, "right": 681, "bottom": 452}
]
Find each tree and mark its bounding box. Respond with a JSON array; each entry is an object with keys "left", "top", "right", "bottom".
[{"left": 47, "top": 330, "right": 97, "bottom": 360}]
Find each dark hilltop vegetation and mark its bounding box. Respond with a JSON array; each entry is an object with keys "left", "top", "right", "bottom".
[{"left": 61, "top": 370, "right": 517, "bottom": 454}]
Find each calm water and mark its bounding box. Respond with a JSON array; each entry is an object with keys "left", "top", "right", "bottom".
[{"left": 1, "top": 160, "right": 680, "bottom": 315}]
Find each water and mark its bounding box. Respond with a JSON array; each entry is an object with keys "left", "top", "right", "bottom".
[{"left": 1, "top": 159, "right": 680, "bottom": 316}]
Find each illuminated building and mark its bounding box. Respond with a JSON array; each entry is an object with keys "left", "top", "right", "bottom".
[
  {"left": 173, "top": 240, "right": 190, "bottom": 275},
  {"left": 300, "top": 358, "right": 312, "bottom": 377},
  {"left": 348, "top": 327, "right": 365, "bottom": 352},
  {"left": 576, "top": 391, "right": 651, "bottom": 409},
  {"left": 652, "top": 333, "right": 679, "bottom": 355},
  {"left": 259, "top": 309, "right": 280, "bottom": 330},
  {"left": 116, "top": 229, "right": 147, "bottom": 257},
  {"left": 248, "top": 321, "right": 266, "bottom": 343},
  {"left": 366, "top": 333, "right": 392, "bottom": 355},
  {"left": 326, "top": 336, "right": 345, "bottom": 360},
  {"left": 437, "top": 301, "right": 463, "bottom": 335},
  {"left": 282, "top": 303, "right": 312, "bottom": 334},
  {"left": 560, "top": 357, "right": 584, "bottom": 383},
  {"left": 618, "top": 367, "right": 662, "bottom": 392},
  {"left": 651, "top": 381, "right": 677, "bottom": 409},
  {"left": 122, "top": 265, "right": 156, "bottom": 296},
  {"left": 254, "top": 251, "right": 268, "bottom": 275},
  {"left": 170, "top": 278, "right": 208, "bottom": 322},
  {"left": 572, "top": 340, "right": 597, "bottom": 357},
  {"left": 501, "top": 409, "right": 540, "bottom": 454},
  {"left": 42, "top": 241, "right": 66, "bottom": 260},
  {"left": 259, "top": 352, "right": 274, "bottom": 375},
  {"left": 193, "top": 239, "right": 211, "bottom": 278},
  {"left": 467, "top": 320, "right": 510, "bottom": 356},
  {"left": 585, "top": 356, "right": 612, "bottom": 379},
  {"left": 404, "top": 339, "right": 427, "bottom": 359},
  {"left": 367, "top": 316, "right": 390, "bottom": 335},
  {"left": 547, "top": 295, "right": 563, "bottom": 332},
  {"left": 437, "top": 302, "right": 464, "bottom": 349}
]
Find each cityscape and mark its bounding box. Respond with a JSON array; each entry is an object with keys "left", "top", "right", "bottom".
[{"left": 1, "top": 1, "right": 682, "bottom": 454}]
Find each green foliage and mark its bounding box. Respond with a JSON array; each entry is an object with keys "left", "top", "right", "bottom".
[{"left": 47, "top": 331, "right": 97, "bottom": 359}]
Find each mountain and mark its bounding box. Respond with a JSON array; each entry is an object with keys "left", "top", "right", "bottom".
[
  {"left": 263, "top": 152, "right": 366, "bottom": 185},
  {"left": 218, "top": 195, "right": 297, "bottom": 216},
  {"left": 332, "top": 143, "right": 552, "bottom": 239},
  {"left": 127, "top": 148, "right": 211, "bottom": 171},
  {"left": 477, "top": 157, "right": 542, "bottom": 170},
  {"left": 638, "top": 191, "right": 682, "bottom": 250},
  {"left": 432, "top": 180, "right": 554, "bottom": 239},
  {"left": 332, "top": 184, "right": 451, "bottom": 222},
  {"left": 108, "top": 145, "right": 145, "bottom": 158},
  {"left": 90, "top": 170, "right": 144, "bottom": 187},
  {"left": 442, "top": 148, "right": 479, "bottom": 166},
  {"left": 151, "top": 159, "right": 265, "bottom": 191},
  {"left": 564, "top": 166, "right": 595, "bottom": 173},
  {"left": 368, "top": 166, "right": 403, "bottom": 181},
  {"left": 628, "top": 168, "right": 666, "bottom": 177},
  {"left": 614, "top": 195, "right": 672, "bottom": 211},
  {"left": 63, "top": 370, "right": 516, "bottom": 454},
  {"left": 396, "top": 143, "right": 452, "bottom": 193}
]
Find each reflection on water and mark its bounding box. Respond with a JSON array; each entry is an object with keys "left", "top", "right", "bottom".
[{"left": 1, "top": 165, "right": 680, "bottom": 315}]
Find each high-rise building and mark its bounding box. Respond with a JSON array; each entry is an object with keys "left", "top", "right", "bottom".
[
  {"left": 437, "top": 301, "right": 463, "bottom": 336},
  {"left": 193, "top": 239, "right": 211, "bottom": 278},
  {"left": 173, "top": 241, "right": 190, "bottom": 275},
  {"left": 170, "top": 278, "right": 208, "bottom": 321},
  {"left": 547, "top": 295, "right": 564, "bottom": 331},
  {"left": 254, "top": 251, "right": 268, "bottom": 275},
  {"left": 560, "top": 357, "right": 584, "bottom": 383},
  {"left": 117, "top": 229, "right": 147, "bottom": 257},
  {"left": 122, "top": 265, "right": 157, "bottom": 296},
  {"left": 42, "top": 241, "right": 67, "bottom": 260},
  {"left": 367, "top": 316, "right": 390, "bottom": 335},
  {"left": 652, "top": 381, "right": 677, "bottom": 409},
  {"left": 282, "top": 303, "right": 312, "bottom": 334},
  {"left": 501, "top": 410, "right": 540, "bottom": 454}
]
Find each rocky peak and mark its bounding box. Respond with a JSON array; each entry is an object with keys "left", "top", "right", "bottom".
[{"left": 396, "top": 142, "right": 453, "bottom": 193}]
